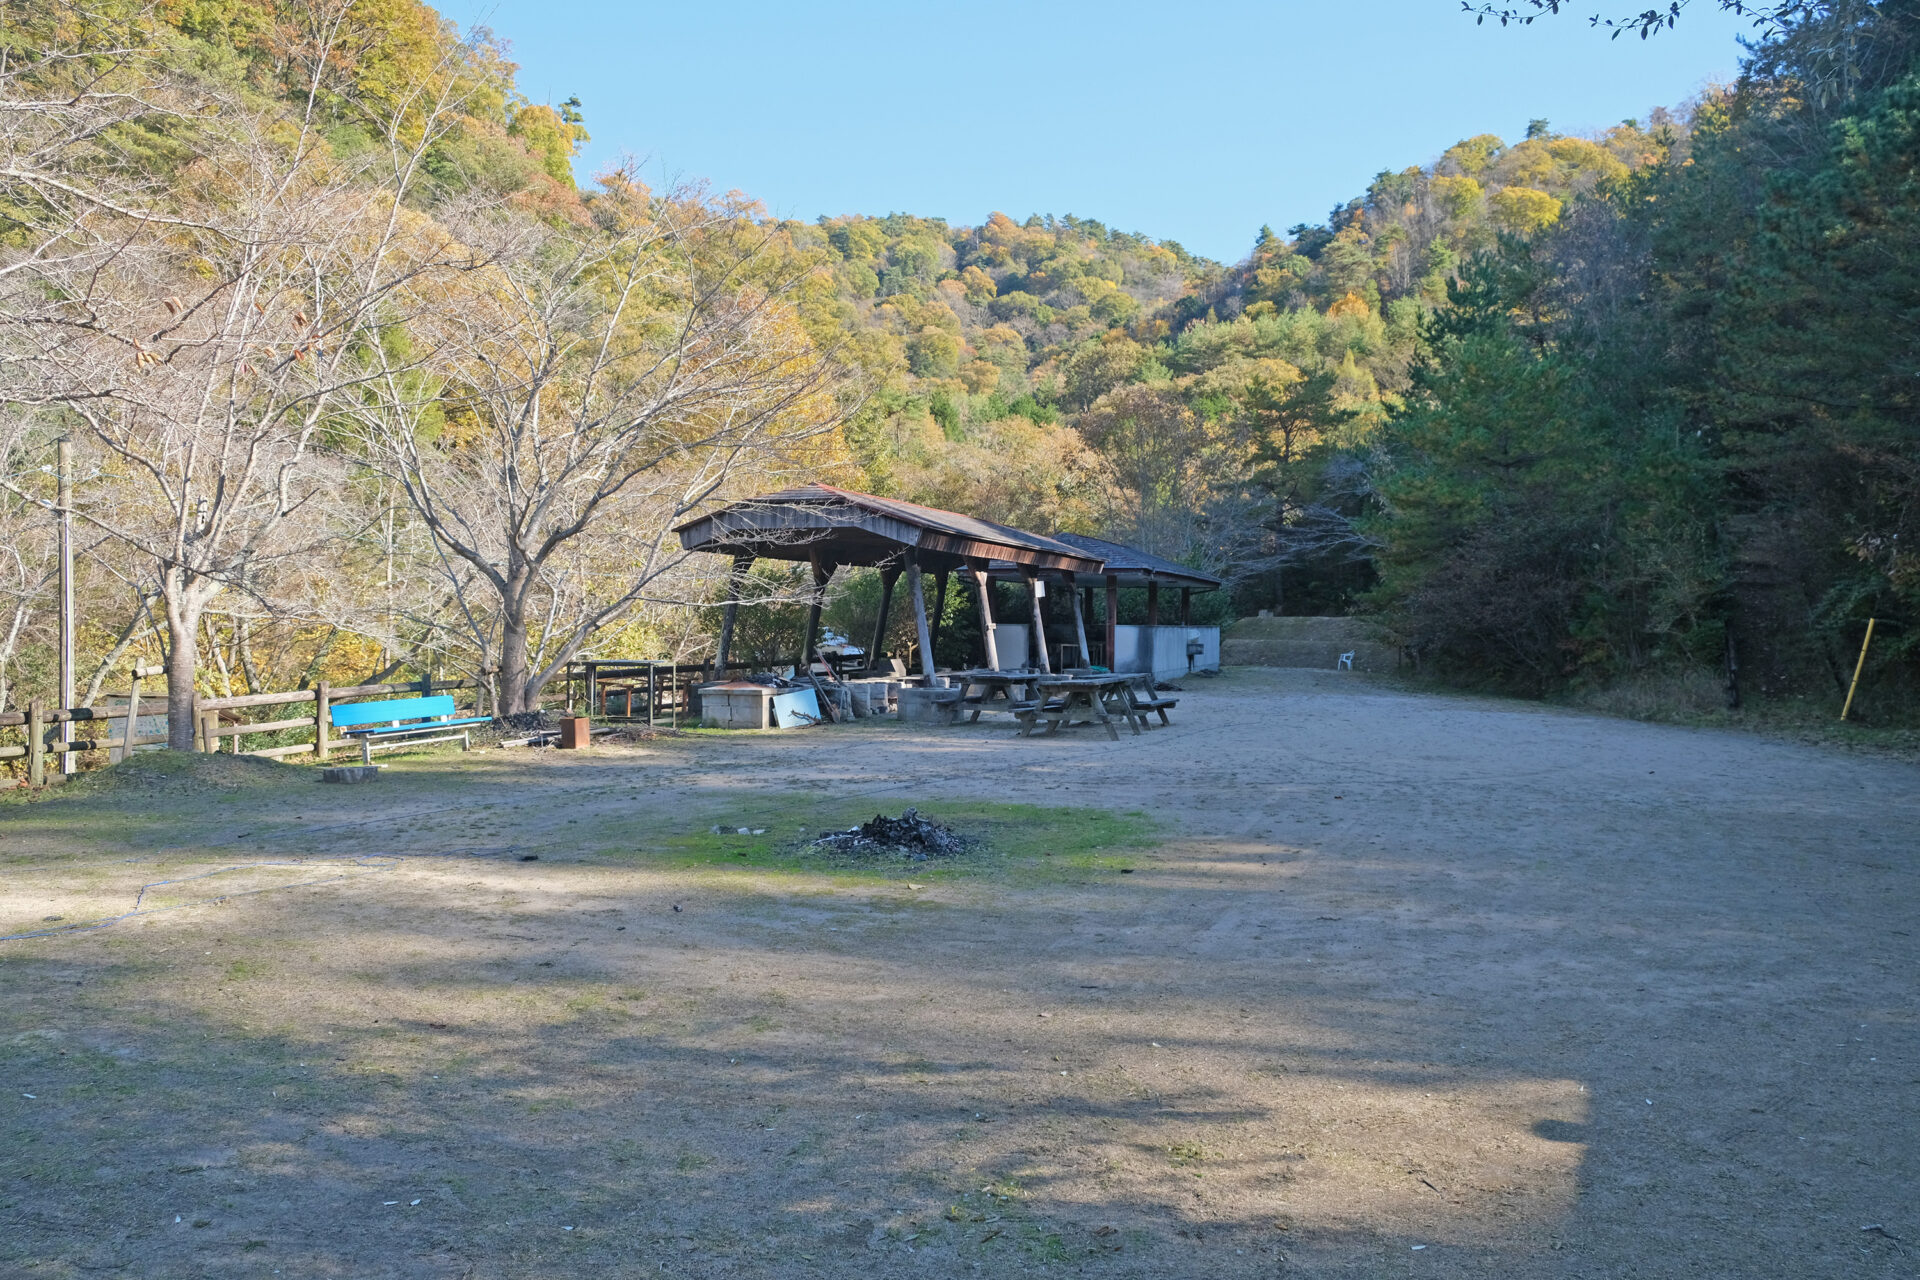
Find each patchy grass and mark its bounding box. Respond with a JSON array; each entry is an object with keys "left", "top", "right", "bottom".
[
  {"left": 638, "top": 798, "right": 1160, "bottom": 885},
  {"left": 1167, "top": 1140, "right": 1217, "bottom": 1166}
]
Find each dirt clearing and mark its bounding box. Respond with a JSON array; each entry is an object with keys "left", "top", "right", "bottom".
[{"left": 2, "top": 669, "right": 1916, "bottom": 1278}]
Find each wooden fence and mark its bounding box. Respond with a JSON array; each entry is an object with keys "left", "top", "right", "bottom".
[
  {"left": 192, "top": 676, "right": 477, "bottom": 761},
  {"left": 1, "top": 675, "right": 478, "bottom": 787}
]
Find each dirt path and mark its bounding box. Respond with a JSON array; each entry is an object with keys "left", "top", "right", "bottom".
[{"left": 2, "top": 668, "right": 1916, "bottom": 1278}]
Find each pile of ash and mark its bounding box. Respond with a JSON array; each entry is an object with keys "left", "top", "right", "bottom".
[{"left": 809, "top": 808, "right": 969, "bottom": 860}]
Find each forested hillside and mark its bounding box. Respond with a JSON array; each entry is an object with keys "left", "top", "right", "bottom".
[{"left": 2, "top": 0, "right": 1915, "bottom": 747}]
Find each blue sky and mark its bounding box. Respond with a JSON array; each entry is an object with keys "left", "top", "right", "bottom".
[{"left": 457, "top": 0, "right": 1752, "bottom": 263}]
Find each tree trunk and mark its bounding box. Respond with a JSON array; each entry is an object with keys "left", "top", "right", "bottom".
[
  {"left": 161, "top": 570, "right": 203, "bottom": 751},
  {"left": 498, "top": 609, "right": 534, "bottom": 716}
]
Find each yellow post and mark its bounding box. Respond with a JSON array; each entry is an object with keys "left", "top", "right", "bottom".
[{"left": 1840, "top": 618, "right": 1876, "bottom": 721}]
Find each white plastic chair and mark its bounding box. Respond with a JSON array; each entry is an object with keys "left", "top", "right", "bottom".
[{"left": 1337, "top": 651, "right": 1354, "bottom": 670}]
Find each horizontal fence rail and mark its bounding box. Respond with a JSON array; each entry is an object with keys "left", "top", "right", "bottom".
[
  {"left": 5, "top": 655, "right": 733, "bottom": 786},
  {"left": 194, "top": 678, "right": 477, "bottom": 760},
  {"left": 2, "top": 675, "right": 481, "bottom": 787}
]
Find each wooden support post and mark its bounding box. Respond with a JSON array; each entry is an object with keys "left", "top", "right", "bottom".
[
  {"left": 1180, "top": 587, "right": 1192, "bottom": 626},
  {"left": 315, "top": 680, "right": 331, "bottom": 763},
  {"left": 1025, "top": 572, "right": 1051, "bottom": 674},
  {"left": 27, "top": 697, "right": 45, "bottom": 786},
  {"left": 869, "top": 565, "right": 899, "bottom": 666},
  {"left": 715, "top": 554, "right": 753, "bottom": 676},
  {"left": 930, "top": 568, "right": 950, "bottom": 668},
  {"left": 907, "top": 554, "right": 937, "bottom": 680},
  {"left": 1070, "top": 578, "right": 1091, "bottom": 671},
  {"left": 969, "top": 560, "right": 999, "bottom": 671},
  {"left": 1104, "top": 574, "right": 1119, "bottom": 674},
  {"left": 1146, "top": 579, "right": 1160, "bottom": 627},
  {"left": 800, "top": 554, "right": 833, "bottom": 673},
  {"left": 113, "top": 668, "right": 146, "bottom": 765},
  {"left": 585, "top": 662, "right": 597, "bottom": 719}
]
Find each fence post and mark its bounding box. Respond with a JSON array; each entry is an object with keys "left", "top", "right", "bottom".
[
  {"left": 315, "top": 680, "right": 331, "bottom": 763},
  {"left": 27, "top": 697, "right": 46, "bottom": 786},
  {"left": 116, "top": 671, "right": 138, "bottom": 765}
]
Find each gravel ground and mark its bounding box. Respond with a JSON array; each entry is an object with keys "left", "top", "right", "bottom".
[{"left": 1, "top": 667, "right": 1915, "bottom": 1279}]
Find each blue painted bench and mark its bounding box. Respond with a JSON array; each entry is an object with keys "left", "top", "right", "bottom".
[{"left": 327, "top": 694, "right": 490, "bottom": 765}]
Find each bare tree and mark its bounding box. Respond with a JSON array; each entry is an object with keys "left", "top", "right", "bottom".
[
  {"left": 0, "top": 3, "right": 492, "bottom": 746},
  {"left": 350, "top": 179, "right": 848, "bottom": 714},
  {"left": 0, "top": 481, "right": 58, "bottom": 712}
]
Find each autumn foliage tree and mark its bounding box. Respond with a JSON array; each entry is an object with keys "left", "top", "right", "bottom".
[
  {"left": 349, "top": 179, "right": 848, "bottom": 715},
  {"left": 0, "top": 0, "right": 516, "bottom": 745}
]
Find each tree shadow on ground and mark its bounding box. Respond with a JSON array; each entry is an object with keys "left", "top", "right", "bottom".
[{"left": 4, "top": 720, "right": 1917, "bottom": 1279}]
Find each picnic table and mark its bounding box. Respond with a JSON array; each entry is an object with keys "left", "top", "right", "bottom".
[
  {"left": 951, "top": 668, "right": 1039, "bottom": 721},
  {"left": 1015, "top": 673, "right": 1152, "bottom": 741}
]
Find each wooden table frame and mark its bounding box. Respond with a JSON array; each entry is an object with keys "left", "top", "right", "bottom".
[
  {"left": 952, "top": 669, "right": 1039, "bottom": 721},
  {"left": 1017, "top": 675, "right": 1150, "bottom": 740}
]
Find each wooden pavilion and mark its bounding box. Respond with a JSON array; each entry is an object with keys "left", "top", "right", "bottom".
[
  {"left": 986, "top": 532, "right": 1224, "bottom": 674},
  {"left": 673, "top": 485, "right": 1104, "bottom": 680}
]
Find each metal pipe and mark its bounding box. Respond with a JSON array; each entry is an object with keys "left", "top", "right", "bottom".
[{"left": 57, "top": 439, "right": 74, "bottom": 774}]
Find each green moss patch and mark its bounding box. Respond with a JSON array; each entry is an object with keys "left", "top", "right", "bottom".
[{"left": 631, "top": 798, "right": 1160, "bottom": 885}]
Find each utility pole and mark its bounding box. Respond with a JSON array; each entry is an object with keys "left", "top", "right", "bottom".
[{"left": 57, "top": 438, "right": 75, "bottom": 775}]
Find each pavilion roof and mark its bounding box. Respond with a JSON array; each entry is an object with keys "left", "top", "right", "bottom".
[
  {"left": 988, "top": 532, "right": 1225, "bottom": 591},
  {"left": 673, "top": 484, "right": 1104, "bottom": 574}
]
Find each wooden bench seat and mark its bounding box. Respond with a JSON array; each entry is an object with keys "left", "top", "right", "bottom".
[
  {"left": 1124, "top": 676, "right": 1178, "bottom": 725},
  {"left": 328, "top": 694, "right": 488, "bottom": 765}
]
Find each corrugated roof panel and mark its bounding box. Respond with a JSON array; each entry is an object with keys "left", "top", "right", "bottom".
[
  {"left": 675, "top": 484, "right": 1105, "bottom": 572},
  {"left": 1047, "top": 533, "right": 1225, "bottom": 588}
]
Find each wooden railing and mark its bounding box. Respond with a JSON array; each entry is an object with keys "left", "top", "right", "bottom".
[
  {"left": 194, "top": 677, "right": 477, "bottom": 760},
  {"left": 2, "top": 675, "right": 478, "bottom": 787},
  {"left": 0, "top": 663, "right": 168, "bottom": 786}
]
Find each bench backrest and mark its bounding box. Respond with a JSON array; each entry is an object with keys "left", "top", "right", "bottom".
[{"left": 328, "top": 694, "right": 457, "bottom": 728}]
